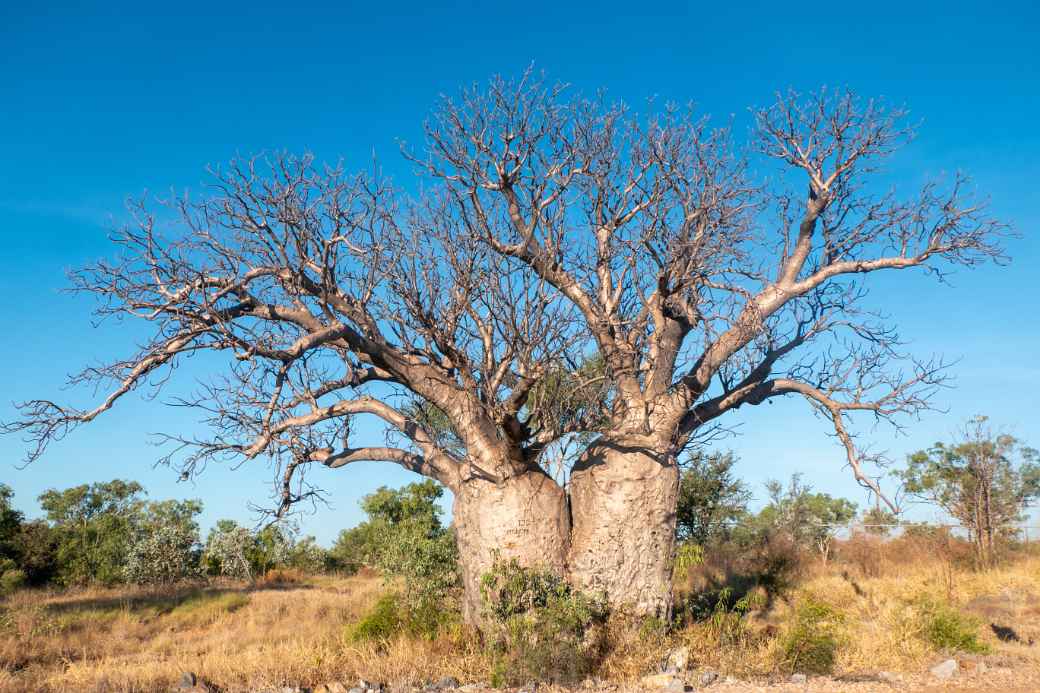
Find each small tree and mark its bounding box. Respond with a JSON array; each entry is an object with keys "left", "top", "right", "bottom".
[
  {"left": 0, "top": 484, "right": 23, "bottom": 559},
  {"left": 202, "top": 520, "right": 256, "bottom": 579},
  {"left": 899, "top": 416, "right": 1040, "bottom": 566},
  {"left": 285, "top": 535, "right": 329, "bottom": 573},
  {"left": 124, "top": 498, "right": 203, "bottom": 584},
  {"left": 38, "top": 479, "right": 146, "bottom": 585},
  {"left": 332, "top": 481, "right": 458, "bottom": 613},
  {"left": 675, "top": 450, "right": 751, "bottom": 546},
  {"left": 124, "top": 524, "right": 201, "bottom": 584},
  {"left": 12, "top": 520, "right": 59, "bottom": 585},
  {"left": 757, "top": 475, "right": 858, "bottom": 561},
  {"left": 859, "top": 505, "right": 899, "bottom": 537}
]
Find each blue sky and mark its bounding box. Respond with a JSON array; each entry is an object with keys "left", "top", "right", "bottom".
[{"left": 1, "top": 1, "right": 1038, "bottom": 543}]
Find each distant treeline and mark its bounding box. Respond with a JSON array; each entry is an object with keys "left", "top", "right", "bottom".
[{"left": 0, "top": 478, "right": 422, "bottom": 592}]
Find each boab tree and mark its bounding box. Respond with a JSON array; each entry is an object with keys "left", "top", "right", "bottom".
[
  {"left": 417, "top": 75, "right": 1006, "bottom": 614},
  {"left": 1, "top": 157, "right": 589, "bottom": 620}
]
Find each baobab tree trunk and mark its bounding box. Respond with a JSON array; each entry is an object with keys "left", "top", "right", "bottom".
[
  {"left": 567, "top": 437, "right": 679, "bottom": 617},
  {"left": 452, "top": 470, "right": 570, "bottom": 624}
]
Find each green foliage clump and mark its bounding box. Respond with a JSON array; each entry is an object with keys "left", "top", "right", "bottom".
[
  {"left": 38, "top": 479, "right": 146, "bottom": 585},
  {"left": 0, "top": 485, "right": 24, "bottom": 557},
  {"left": 331, "top": 481, "right": 459, "bottom": 621},
  {"left": 675, "top": 450, "right": 751, "bottom": 546},
  {"left": 202, "top": 521, "right": 256, "bottom": 579},
  {"left": 201, "top": 520, "right": 324, "bottom": 580},
  {"left": 348, "top": 592, "right": 404, "bottom": 642},
  {"left": 481, "top": 558, "right": 608, "bottom": 686},
  {"left": 777, "top": 597, "right": 845, "bottom": 675},
  {"left": 347, "top": 591, "right": 454, "bottom": 643},
  {"left": 705, "top": 586, "right": 763, "bottom": 646},
  {"left": 755, "top": 475, "right": 857, "bottom": 559},
  {"left": 899, "top": 416, "right": 1039, "bottom": 566},
  {"left": 124, "top": 524, "right": 201, "bottom": 585},
  {"left": 0, "top": 559, "right": 26, "bottom": 595},
  {"left": 915, "top": 598, "right": 989, "bottom": 654}
]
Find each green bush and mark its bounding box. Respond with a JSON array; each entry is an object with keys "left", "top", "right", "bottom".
[
  {"left": 777, "top": 597, "right": 845, "bottom": 675},
  {"left": 1, "top": 566, "right": 26, "bottom": 594},
  {"left": 124, "top": 524, "right": 201, "bottom": 585},
  {"left": 481, "top": 558, "right": 608, "bottom": 686},
  {"left": 916, "top": 598, "right": 989, "bottom": 653},
  {"left": 346, "top": 591, "right": 453, "bottom": 643}
]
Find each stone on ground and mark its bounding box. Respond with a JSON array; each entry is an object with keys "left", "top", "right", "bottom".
[{"left": 930, "top": 658, "right": 958, "bottom": 680}]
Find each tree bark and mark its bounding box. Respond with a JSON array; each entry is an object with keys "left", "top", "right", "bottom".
[
  {"left": 567, "top": 437, "right": 679, "bottom": 617},
  {"left": 452, "top": 470, "right": 570, "bottom": 624}
]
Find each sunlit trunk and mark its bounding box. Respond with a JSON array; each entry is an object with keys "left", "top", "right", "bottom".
[
  {"left": 452, "top": 470, "right": 570, "bottom": 624},
  {"left": 566, "top": 436, "right": 679, "bottom": 617}
]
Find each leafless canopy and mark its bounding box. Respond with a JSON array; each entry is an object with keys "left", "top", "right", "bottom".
[
  {"left": 2, "top": 155, "right": 585, "bottom": 516},
  {"left": 413, "top": 72, "right": 1007, "bottom": 507},
  {"left": 3, "top": 73, "right": 1008, "bottom": 514}
]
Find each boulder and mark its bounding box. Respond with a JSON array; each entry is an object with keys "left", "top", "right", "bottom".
[
  {"left": 665, "top": 647, "right": 690, "bottom": 672},
  {"left": 789, "top": 673, "right": 807, "bottom": 684},
  {"left": 877, "top": 671, "right": 901, "bottom": 684},
  {"left": 698, "top": 670, "right": 719, "bottom": 686},
  {"left": 640, "top": 673, "right": 674, "bottom": 689},
  {"left": 930, "top": 659, "right": 958, "bottom": 680}
]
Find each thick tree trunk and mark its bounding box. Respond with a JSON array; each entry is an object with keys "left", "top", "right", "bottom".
[
  {"left": 452, "top": 470, "right": 570, "bottom": 624},
  {"left": 567, "top": 437, "right": 679, "bottom": 617}
]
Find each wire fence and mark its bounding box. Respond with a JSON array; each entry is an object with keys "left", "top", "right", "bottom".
[{"left": 693, "top": 521, "right": 1040, "bottom": 543}]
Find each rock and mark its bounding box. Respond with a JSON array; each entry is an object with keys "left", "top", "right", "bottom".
[
  {"left": 699, "top": 670, "right": 719, "bottom": 686},
  {"left": 663, "top": 678, "right": 688, "bottom": 693},
  {"left": 930, "top": 659, "right": 958, "bottom": 680},
  {"left": 433, "top": 677, "right": 459, "bottom": 690},
  {"left": 640, "top": 673, "right": 675, "bottom": 688},
  {"left": 315, "top": 685, "right": 349, "bottom": 693},
  {"left": 789, "top": 673, "right": 807, "bottom": 684},
  {"left": 877, "top": 671, "right": 901, "bottom": 684},
  {"left": 666, "top": 646, "right": 690, "bottom": 672},
  {"left": 180, "top": 673, "right": 198, "bottom": 689},
  {"left": 641, "top": 673, "right": 688, "bottom": 691}
]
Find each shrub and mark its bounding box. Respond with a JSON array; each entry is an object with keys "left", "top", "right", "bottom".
[
  {"left": 348, "top": 592, "right": 405, "bottom": 643},
  {"left": 346, "top": 591, "right": 452, "bottom": 643},
  {"left": 704, "top": 586, "right": 763, "bottom": 646},
  {"left": 777, "top": 597, "right": 844, "bottom": 675},
  {"left": 285, "top": 536, "right": 328, "bottom": 573},
  {"left": 259, "top": 567, "right": 306, "bottom": 585},
  {"left": 0, "top": 566, "right": 26, "bottom": 595},
  {"left": 915, "top": 598, "right": 989, "bottom": 654},
  {"left": 12, "top": 520, "right": 58, "bottom": 585},
  {"left": 481, "top": 559, "right": 608, "bottom": 686},
  {"left": 124, "top": 524, "right": 201, "bottom": 585},
  {"left": 376, "top": 518, "right": 459, "bottom": 613},
  {"left": 202, "top": 522, "right": 255, "bottom": 579}
]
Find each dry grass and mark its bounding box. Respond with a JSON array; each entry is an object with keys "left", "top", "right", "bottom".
[
  {"left": 670, "top": 538, "right": 1040, "bottom": 680},
  {"left": 0, "top": 573, "right": 489, "bottom": 692},
  {"left": 2, "top": 542, "right": 1040, "bottom": 691}
]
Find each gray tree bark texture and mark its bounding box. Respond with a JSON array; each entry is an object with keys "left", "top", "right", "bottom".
[
  {"left": 453, "top": 471, "right": 571, "bottom": 623},
  {"left": 567, "top": 439, "right": 679, "bottom": 617}
]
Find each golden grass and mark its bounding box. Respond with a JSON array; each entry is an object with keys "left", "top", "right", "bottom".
[
  {"left": 2, "top": 546, "right": 1039, "bottom": 691},
  {"left": 0, "top": 574, "right": 490, "bottom": 692}
]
